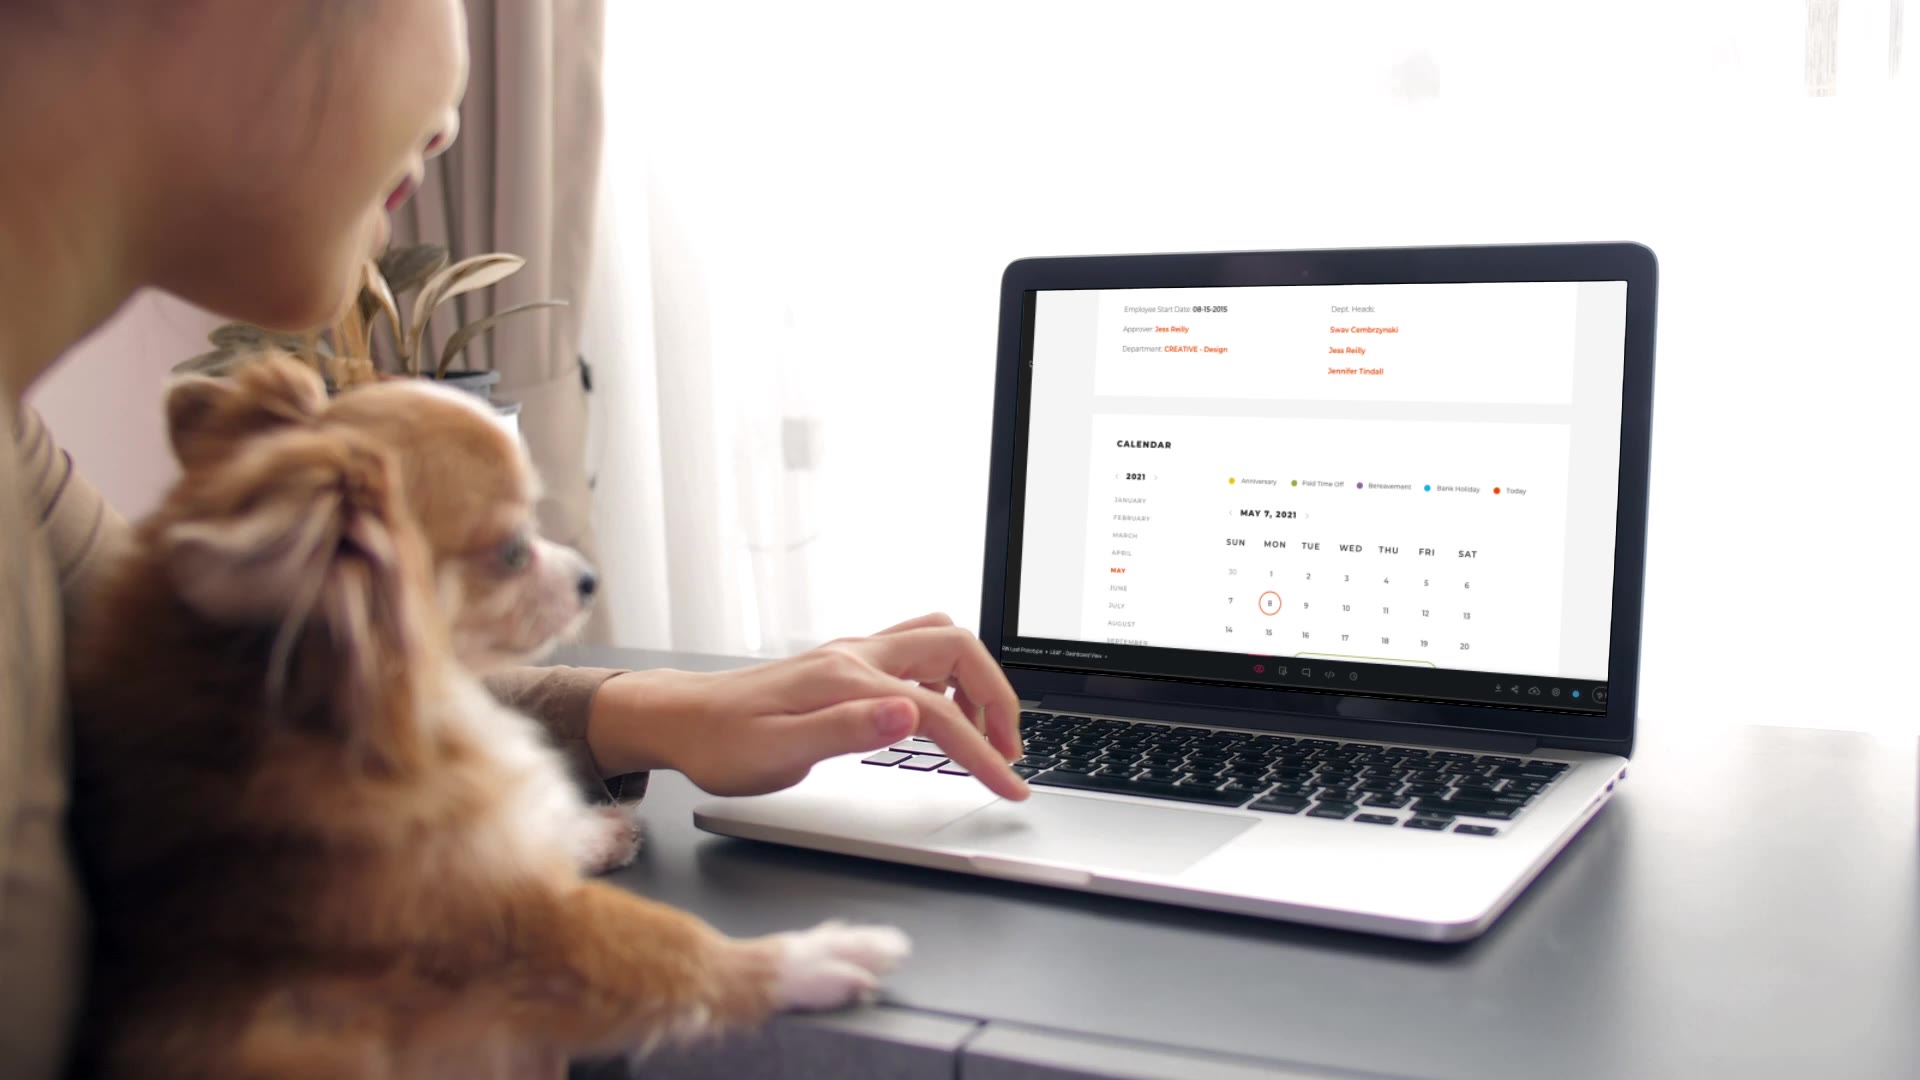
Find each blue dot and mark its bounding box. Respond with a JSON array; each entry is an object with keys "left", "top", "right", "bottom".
[
  {"left": 1424, "top": 484, "right": 1431, "bottom": 492},
  {"left": 1571, "top": 690, "right": 1581, "bottom": 698}
]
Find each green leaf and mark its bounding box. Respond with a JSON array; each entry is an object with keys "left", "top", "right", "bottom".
[
  {"left": 207, "top": 323, "right": 267, "bottom": 348},
  {"left": 172, "top": 348, "right": 246, "bottom": 377},
  {"left": 357, "top": 260, "right": 404, "bottom": 363},
  {"left": 436, "top": 300, "right": 569, "bottom": 378},
  {"left": 375, "top": 243, "right": 449, "bottom": 298},
  {"left": 406, "top": 253, "right": 525, "bottom": 375}
]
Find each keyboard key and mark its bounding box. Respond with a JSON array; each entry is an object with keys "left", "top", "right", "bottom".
[
  {"left": 1250, "top": 794, "right": 1309, "bottom": 814},
  {"left": 898, "top": 755, "right": 949, "bottom": 772},
  {"left": 1413, "top": 797, "right": 1516, "bottom": 821},
  {"left": 1013, "top": 756, "right": 1058, "bottom": 770},
  {"left": 1298, "top": 739, "right": 1340, "bottom": 749},
  {"left": 1096, "top": 765, "right": 1139, "bottom": 779},
  {"left": 1494, "top": 764, "right": 1566, "bottom": 780},
  {"left": 1354, "top": 813, "right": 1398, "bottom": 826},
  {"left": 1019, "top": 711, "right": 1054, "bottom": 722},
  {"left": 1404, "top": 816, "right": 1450, "bottom": 830},
  {"left": 1030, "top": 770, "right": 1255, "bottom": 807},
  {"left": 1362, "top": 794, "right": 1411, "bottom": 809},
  {"left": 1137, "top": 768, "right": 1184, "bottom": 783},
  {"left": 1431, "top": 751, "right": 1475, "bottom": 762},
  {"left": 937, "top": 764, "right": 971, "bottom": 776},
  {"left": 862, "top": 751, "right": 912, "bottom": 767},
  {"left": 1477, "top": 755, "right": 1522, "bottom": 766},
  {"left": 1455, "top": 824, "right": 1499, "bottom": 837},
  {"left": 1308, "top": 802, "right": 1358, "bottom": 820},
  {"left": 1012, "top": 765, "right": 1041, "bottom": 778},
  {"left": 1356, "top": 781, "right": 1401, "bottom": 796}
]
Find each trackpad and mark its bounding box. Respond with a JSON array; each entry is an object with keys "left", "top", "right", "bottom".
[{"left": 927, "top": 792, "right": 1256, "bottom": 877}]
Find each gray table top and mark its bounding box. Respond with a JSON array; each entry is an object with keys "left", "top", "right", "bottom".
[{"left": 565, "top": 647, "right": 1920, "bottom": 1080}]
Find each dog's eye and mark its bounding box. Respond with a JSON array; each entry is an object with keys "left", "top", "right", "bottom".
[{"left": 498, "top": 535, "right": 532, "bottom": 573}]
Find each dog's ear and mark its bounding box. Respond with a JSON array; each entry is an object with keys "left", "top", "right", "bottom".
[
  {"left": 166, "top": 353, "right": 328, "bottom": 471},
  {"left": 160, "top": 426, "right": 434, "bottom": 765}
]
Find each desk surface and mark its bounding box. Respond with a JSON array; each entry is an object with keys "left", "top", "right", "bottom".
[{"left": 567, "top": 647, "right": 1920, "bottom": 1080}]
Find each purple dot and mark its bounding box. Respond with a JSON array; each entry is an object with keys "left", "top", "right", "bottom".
[{"left": 1356, "top": 482, "right": 1363, "bottom": 489}]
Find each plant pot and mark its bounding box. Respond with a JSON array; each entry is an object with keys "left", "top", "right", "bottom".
[{"left": 437, "top": 368, "right": 502, "bottom": 402}]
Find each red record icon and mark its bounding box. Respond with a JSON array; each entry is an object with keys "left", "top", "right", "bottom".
[{"left": 1258, "top": 591, "right": 1282, "bottom": 615}]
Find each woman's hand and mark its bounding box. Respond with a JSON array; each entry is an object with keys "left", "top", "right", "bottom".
[{"left": 588, "top": 614, "right": 1030, "bottom": 801}]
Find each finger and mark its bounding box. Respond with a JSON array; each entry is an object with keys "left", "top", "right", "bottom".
[
  {"left": 951, "top": 682, "right": 1019, "bottom": 760},
  {"left": 848, "top": 628, "right": 1021, "bottom": 762},
  {"left": 896, "top": 683, "right": 1028, "bottom": 801},
  {"left": 876, "top": 611, "right": 956, "bottom": 636},
  {"left": 774, "top": 696, "right": 922, "bottom": 768}
]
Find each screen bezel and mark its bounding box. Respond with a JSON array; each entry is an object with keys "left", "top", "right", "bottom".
[{"left": 978, "top": 243, "right": 1656, "bottom": 756}]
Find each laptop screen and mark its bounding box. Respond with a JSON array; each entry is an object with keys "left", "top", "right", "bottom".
[{"left": 1000, "top": 280, "right": 1628, "bottom": 715}]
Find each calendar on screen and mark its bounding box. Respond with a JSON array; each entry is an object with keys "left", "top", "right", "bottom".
[{"left": 1007, "top": 279, "right": 1627, "bottom": 709}]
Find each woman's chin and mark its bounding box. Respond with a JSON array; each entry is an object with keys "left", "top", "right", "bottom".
[{"left": 367, "top": 211, "right": 392, "bottom": 259}]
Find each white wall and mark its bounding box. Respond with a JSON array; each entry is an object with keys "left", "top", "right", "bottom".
[{"left": 26, "top": 291, "right": 217, "bottom": 519}]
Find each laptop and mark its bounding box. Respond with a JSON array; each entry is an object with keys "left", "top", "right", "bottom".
[{"left": 695, "top": 243, "right": 1657, "bottom": 942}]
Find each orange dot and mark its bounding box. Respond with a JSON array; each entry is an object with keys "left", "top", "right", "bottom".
[{"left": 1494, "top": 487, "right": 1501, "bottom": 494}]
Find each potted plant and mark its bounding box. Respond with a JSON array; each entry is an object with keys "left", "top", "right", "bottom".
[{"left": 173, "top": 244, "right": 566, "bottom": 433}]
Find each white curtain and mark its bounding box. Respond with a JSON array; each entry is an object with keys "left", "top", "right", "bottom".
[{"left": 588, "top": 0, "right": 1918, "bottom": 733}]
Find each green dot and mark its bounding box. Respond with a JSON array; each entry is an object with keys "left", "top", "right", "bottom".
[{"left": 1290, "top": 479, "right": 1298, "bottom": 487}]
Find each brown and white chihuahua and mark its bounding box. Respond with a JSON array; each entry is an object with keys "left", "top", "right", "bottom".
[{"left": 67, "top": 356, "right": 907, "bottom": 1079}]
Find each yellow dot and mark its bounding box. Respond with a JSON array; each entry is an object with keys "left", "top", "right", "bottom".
[{"left": 1228, "top": 477, "right": 1236, "bottom": 484}]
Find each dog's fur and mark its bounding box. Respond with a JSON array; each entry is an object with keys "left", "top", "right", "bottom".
[{"left": 66, "top": 357, "right": 907, "bottom": 1079}]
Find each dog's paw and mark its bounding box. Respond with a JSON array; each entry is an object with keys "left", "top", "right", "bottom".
[
  {"left": 577, "top": 803, "right": 644, "bottom": 874},
  {"left": 770, "top": 920, "right": 912, "bottom": 1011}
]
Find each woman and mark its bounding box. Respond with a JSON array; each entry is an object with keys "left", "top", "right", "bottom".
[{"left": 0, "top": 2, "right": 1027, "bottom": 1075}]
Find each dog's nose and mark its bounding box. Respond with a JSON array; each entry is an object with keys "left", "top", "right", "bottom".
[{"left": 576, "top": 567, "right": 598, "bottom": 602}]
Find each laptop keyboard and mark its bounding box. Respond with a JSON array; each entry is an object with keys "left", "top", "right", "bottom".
[{"left": 860, "top": 711, "right": 1573, "bottom": 837}]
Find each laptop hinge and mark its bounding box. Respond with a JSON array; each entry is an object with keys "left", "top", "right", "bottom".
[{"left": 1036, "top": 693, "right": 1540, "bottom": 755}]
